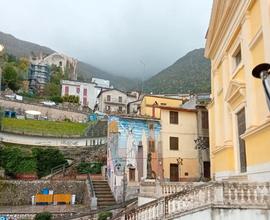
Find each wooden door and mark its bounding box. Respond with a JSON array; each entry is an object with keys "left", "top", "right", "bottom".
[
  {"left": 170, "top": 164, "right": 179, "bottom": 182},
  {"left": 237, "top": 108, "right": 247, "bottom": 173}
]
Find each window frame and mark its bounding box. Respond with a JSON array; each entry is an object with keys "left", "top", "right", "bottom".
[
  {"left": 170, "top": 111, "right": 179, "bottom": 124},
  {"left": 169, "top": 136, "right": 179, "bottom": 150}
]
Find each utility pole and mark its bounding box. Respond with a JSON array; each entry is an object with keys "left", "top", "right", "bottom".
[
  {"left": 0, "top": 44, "right": 4, "bottom": 93},
  {"left": 139, "top": 60, "right": 146, "bottom": 93}
]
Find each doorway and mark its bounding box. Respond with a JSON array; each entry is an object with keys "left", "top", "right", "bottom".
[{"left": 170, "top": 164, "right": 179, "bottom": 181}]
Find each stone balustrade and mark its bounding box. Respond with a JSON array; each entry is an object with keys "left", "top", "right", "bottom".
[{"left": 116, "top": 182, "right": 270, "bottom": 220}]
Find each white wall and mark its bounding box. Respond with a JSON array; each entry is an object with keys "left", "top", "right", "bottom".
[
  {"left": 61, "top": 80, "right": 96, "bottom": 110},
  {"left": 0, "top": 132, "right": 106, "bottom": 147}
]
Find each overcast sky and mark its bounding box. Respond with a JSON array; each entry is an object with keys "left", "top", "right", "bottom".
[{"left": 0, "top": 0, "right": 212, "bottom": 78}]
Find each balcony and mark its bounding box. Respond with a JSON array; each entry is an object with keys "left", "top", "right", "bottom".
[{"left": 104, "top": 97, "right": 126, "bottom": 105}]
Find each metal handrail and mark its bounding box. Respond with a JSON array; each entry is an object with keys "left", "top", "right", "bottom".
[{"left": 87, "top": 174, "right": 96, "bottom": 198}]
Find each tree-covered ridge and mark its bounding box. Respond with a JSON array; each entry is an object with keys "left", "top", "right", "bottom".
[{"left": 143, "top": 48, "right": 211, "bottom": 94}]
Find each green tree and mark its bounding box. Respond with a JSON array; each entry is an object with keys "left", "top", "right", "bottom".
[
  {"left": 2, "top": 63, "right": 21, "bottom": 91},
  {"left": 32, "top": 148, "right": 67, "bottom": 177}
]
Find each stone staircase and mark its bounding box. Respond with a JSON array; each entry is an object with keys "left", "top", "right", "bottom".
[{"left": 92, "top": 180, "right": 116, "bottom": 209}]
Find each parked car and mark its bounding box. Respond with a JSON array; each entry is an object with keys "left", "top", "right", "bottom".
[{"left": 41, "top": 101, "right": 56, "bottom": 106}]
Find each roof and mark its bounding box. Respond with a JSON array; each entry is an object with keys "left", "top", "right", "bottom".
[
  {"left": 109, "top": 114, "right": 160, "bottom": 122},
  {"left": 142, "top": 94, "right": 187, "bottom": 101},
  {"left": 158, "top": 106, "right": 197, "bottom": 113},
  {"left": 97, "top": 88, "right": 127, "bottom": 98},
  {"left": 61, "top": 79, "right": 96, "bottom": 86}
]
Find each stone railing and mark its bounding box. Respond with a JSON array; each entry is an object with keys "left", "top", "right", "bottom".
[
  {"left": 115, "top": 182, "right": 270, "bottom": 220},
  {"left": 139, "top": 180, "right": 204, "bottom": 200},
  {"left": 160, "top": 182, "right": 204, "bottom": 196}
]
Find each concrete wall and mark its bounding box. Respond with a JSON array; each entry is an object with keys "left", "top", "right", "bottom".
[
  {"left": 0, "top": 132, "right": 106, "bottom": 147},
  {"left": 0, "top": 180, "right": 89, "bottom": 206},
  {"left": 0, "top": 98, "right": 87, "bottom": 122}
]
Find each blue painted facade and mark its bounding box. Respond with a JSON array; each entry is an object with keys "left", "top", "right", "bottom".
[{"left": 107, "top": 115, "right": 161, "bottom": 202}]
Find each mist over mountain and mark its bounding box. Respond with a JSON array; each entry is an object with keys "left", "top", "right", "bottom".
[
  {"left": 0, "top": 31, "right": 138, "bottom": 91},
  {"left": 143, "top": 48, "right": 211, "bottom": 94},
  {"left": 0, "top": 31, "right": 210, "bottom": 93}
]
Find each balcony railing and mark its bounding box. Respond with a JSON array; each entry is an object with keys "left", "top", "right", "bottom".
[
  {"left": 114, "top": 181, "right": 270, "bottom": 220},
  {"left": 104, "top": 97, "right": 126, "bottom": 105}
]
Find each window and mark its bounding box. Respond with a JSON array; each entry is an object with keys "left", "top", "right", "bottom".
[
  {"left": 170, "top": 111, "right": 178, "bottom": 124},
  {"left": 118, "top": 106, "right": 123, "bottom": 112},
  {"left": 149, "top": 139, "right": 155, "bottom": 152},
  {"left": 106, "top": 105, "right": 111, "bottom": 111},
  {"left": 59, "top": 61, "right": 62, "bottom": 66},
  {"left": 65, "top": 86, "right": 69, "bottom": 95},
  {"left": 83, "top": 88, "right": 87, "bottom": 96},
  {"left": 76, "top": 87, "right": 80, "bottom": 94},
  {"left": 119, "top": 96, "right": 122, "bottom": 103},
  {"left": 170, "top": 137, "right": 179, "bottom": 150},
  {"left": 129, "top": 168, "right": 135, "bottom": 182},
  {"left": 107, "top": 95, "right": 111, "bottom": 101},
  {"left": 202, "top": 111, "right": 209, "bottom": 129},
  {"left": 233, "top": 46, "right": 242, "bottom": 68}
]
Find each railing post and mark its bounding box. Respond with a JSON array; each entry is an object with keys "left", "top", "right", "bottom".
[{"left": 214, "top": 183, "right": 224, "bottom": 205}]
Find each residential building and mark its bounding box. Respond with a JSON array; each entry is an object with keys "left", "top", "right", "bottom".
[
  {"left": 127, "top": 99, "right": 142, "bottom": 115},
  {"left": 96, "top": 89, "right": 137, "bottom": 114},
  {"left": 205, "top": 0, "right": 270, "bottom": 181},
  {"left": 140, "top": 95, "right": 187, "bottom": 119},
  {"left": 61, "top": 80, "right": 96, "bottom": 109},
  {"left": 28, "top": 63, "right": 50, "bottom": 95},
  {"left": 107, "top": 115, "right": 161, "bottom": 202}
]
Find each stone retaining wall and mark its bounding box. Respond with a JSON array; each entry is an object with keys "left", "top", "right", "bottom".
[
  {"left": 0, "top": 98, "right": 87, "bottom": 122},
  {"left": 0, "top": 180, "right": 89, "bottom": 206}
]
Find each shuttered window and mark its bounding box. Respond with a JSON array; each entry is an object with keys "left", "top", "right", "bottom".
[
  {"left": 170, "top": 111, "right": 178, "bottom": 124},
  {"left": 170, "top": 136, "right": 179, "bottom": 150}
]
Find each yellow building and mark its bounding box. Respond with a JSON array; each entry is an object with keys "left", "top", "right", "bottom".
[
  {"left": 205, "top": 0, "right": 270, "bottom": 181},
  {"left": 140, "top": 95, "right": 186, "bottom": 119},
  {"left": 159, "top": 106, "right": 200, "bottom": 181}
]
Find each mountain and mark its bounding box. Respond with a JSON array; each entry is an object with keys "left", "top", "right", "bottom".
[
  {"left": 143, "top": 48, "right": 211, "bottom": 94},
  {"left": 0, "top": 31, "right": 138, "bottom": 91}
]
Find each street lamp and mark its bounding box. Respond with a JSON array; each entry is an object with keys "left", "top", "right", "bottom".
[
  {"left": 252, "top": 63, "right": 270, "bottom": 110},
  {"left": 176, "top": 157, "right": 183, "bottom": 182}
]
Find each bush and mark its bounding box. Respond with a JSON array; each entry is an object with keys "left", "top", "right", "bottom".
[
  {"left": 98, "top": 211, "right": 112, "bottom": 220},
  {"left": 50, "top": 95, "right": 63, "bottom": 103},
  {"left": 0, "top": 147, "right": 36, "bottom": 176},
  {"left": 34, "top": 212, "right": 52, "bottom": 220},
  {"left": 76, "top": 162, "right": 102, "bottom": 174}
]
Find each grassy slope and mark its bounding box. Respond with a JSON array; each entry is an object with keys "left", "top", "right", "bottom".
[{"left": 2, "top": 118, "right": 89, "bottom": 137}]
